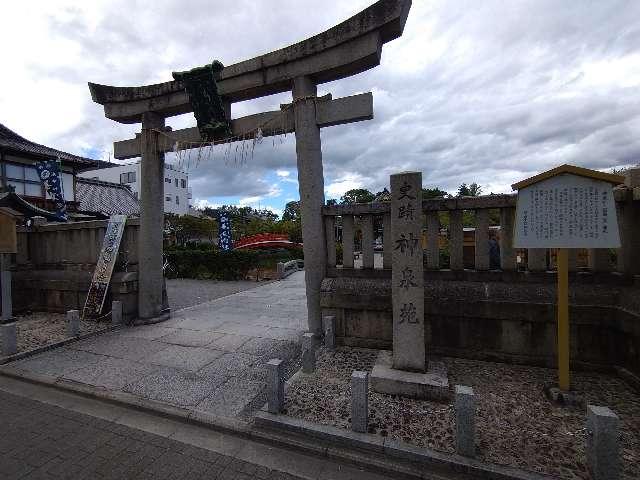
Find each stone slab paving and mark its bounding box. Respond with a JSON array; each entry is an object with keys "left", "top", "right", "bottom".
[
  {"left": 4, "top": 272, "right": 307, "bottom": 421},
  {"left": 0, "top": 375, "right": 405, "bottom": 480}
]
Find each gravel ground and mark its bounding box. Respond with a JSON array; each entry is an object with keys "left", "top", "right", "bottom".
[
  {"left": 12, "top": 312, "right": 110, "bottom": 354},
  {"left": 166, "top": 278, "right": 273, "bottom": 311},
  {"left": 284, "top": 347, "right": 640, "bottom": 480}
]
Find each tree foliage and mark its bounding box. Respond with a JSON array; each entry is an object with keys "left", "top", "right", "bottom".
[
  {"left": 340, "top": 188, "right": 375, "bottom": 204},
  {"left": 457, "top": 183, "right": 482, "bottom": 197}
]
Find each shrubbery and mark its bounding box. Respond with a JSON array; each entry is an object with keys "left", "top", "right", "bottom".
[{"left": 164, "top": 246, "right": 303, "bottom": 280}]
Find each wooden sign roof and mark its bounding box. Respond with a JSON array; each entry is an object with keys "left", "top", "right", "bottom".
[{"left": 511, "top": 164, "right": 625, "bottom": 191}]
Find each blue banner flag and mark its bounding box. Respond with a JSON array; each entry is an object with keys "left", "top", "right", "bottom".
[
  {"left": 218, "top": 213, "right": 233, "bottom": 250},
  {"left": 35, "top": 158, "right": 68, "bottom": 221}
]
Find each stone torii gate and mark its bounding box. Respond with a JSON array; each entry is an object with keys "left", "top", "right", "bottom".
[{"left": 88, "top": 0, "right": 411, "bottom": 330}]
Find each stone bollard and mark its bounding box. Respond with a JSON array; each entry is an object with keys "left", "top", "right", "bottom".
[
  {"left": 66, "top": 310, "right": 80, "bottom": 337},
  {"left": 323, "top": 315, "right": 336, "bottom": 350},
  {"left": 455, "top": 385, "right": 476, "bottom": 457},
  {"left": 267, "top": 359, "right": 284, "bottom": 414},
  {"left": 351, "top": 371, "right": 369, "bottom": 433},
  {"left": 1, "top": 322, "right": 17, "bottom": 356},
  {"left": 277, "top": 262, "right": 285, "bottom": 279},
  {"left": 302, "top": 332, "right": 316, "bottom": 373},
  {"left": 112, "top": 301, "right": 123, "bottom": 326},
  {"left": 586, "top": 405, "right": 620, "bottom": 480}
]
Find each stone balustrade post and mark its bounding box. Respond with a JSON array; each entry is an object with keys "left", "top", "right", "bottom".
[
  {"left": 383, "top": 213, "right": 392, "bottom": 269},
  {"left": 342, "top": 215, "right": 355, "bottom": 268},
  {"left": 455, "top": 385, "right": 476, "bottom": 457},
  {"left": 325, "top": 216, "right": 336, "bottom": 268},
  {"left": 474, "top": 209, "right": 490, "bottom": 270},
  {"left": 267, "top": 359, "right": 284, "bottom": 414},
  {"left": 112, "top": 300, "right": 123, "bottom": 326},
  {"left": 1, "top": 322, "right": 17, "bottom": 356},
  {"left": 302, "top": 332, "right": 316, "bottom": 373},
  {"left": 351, "top": 370, "right": 368, "bottom": 433},
  {"left": 586, "top": 405, "right": 619, "bottom": 480},
  {"left": 589, "top": 249, "right": 611, "bottom": 272},
  {"left": 323, "top": 315, "right": 336, "bottom": 350},
  {"left": 67, "top": 309, "right": 80, "bottom": 337},
  {"left": 361, "top": 215, "right": 374, "bottom": 269},
  {"left": 499, "top": 207, "right": 516, "bottom": 271},
  {"left": 528, "top": 248, "right": 547, "bottom": 272},
  {"left": 618, "top": 168, "right": 640, "bottom": 276},
  {"left": 425, "top": 210, "right": 440, "bottom": 270},
  {"left": 449, "top": 210, "right": 464, "bottom": 271}
]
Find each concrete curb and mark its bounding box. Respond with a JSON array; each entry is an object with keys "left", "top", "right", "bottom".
[
  {"left": 254, "top": 411, "right": 554, "bottom": 480},
  {"left": 0, "top": 324, "right": 121, "bottom": 365}
]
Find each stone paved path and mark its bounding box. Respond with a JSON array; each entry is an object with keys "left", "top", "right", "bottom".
[
  {"left": 0, "top": 376, "right": 400, "bottom": 480},
  {"left": 5, "top": 272, "right": 307, "bottom": 420}
]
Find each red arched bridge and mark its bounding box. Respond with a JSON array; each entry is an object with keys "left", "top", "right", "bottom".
[{"left": 233, "top": 233, "right": 302, "bottom": 250}]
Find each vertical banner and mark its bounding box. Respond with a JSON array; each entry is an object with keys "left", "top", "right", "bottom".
[
  {"left": 82, "top": 215, "right": 127, "bottom": 320},
  {"left": 35, "top": 158, "right": 68, "bottom": 221},
  {"left": 218, "top": 213, "right": 233, "bottom": 250}
]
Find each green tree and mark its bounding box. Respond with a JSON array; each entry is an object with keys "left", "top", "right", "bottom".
[
  {"left": 457, "top": 183, "right": 482, "bottom": 197},
  {"left": 282, "top": 200, "right": 301, "bottom": 221},
  {"left": 423, "top": 187, "right": 449, "bottom": 199},
  {"left": 340, "top": 188, "right": 375, "bottom": 204}
]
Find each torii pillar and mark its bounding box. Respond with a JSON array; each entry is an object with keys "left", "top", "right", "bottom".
[
  {"left": 88, "top": 0, "right": 411, "bottom": 328},
  {"left": 293, "top": 77, "right": 326, "bottom": 334}
]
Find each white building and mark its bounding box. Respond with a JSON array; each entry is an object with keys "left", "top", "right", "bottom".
[{"left": 79, "top": 161, "right": 191, "bottom": 215}]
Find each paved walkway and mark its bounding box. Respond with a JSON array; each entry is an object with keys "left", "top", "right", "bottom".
[
  {"left": 0, "top": 376, "right": 399, "bottom": 480},
  {"left": 4, "top": 272, "right": 307, "bottom": 420}
]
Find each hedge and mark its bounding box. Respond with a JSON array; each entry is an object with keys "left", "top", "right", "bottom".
[{"left": 164, "top": 247, "right": 303, "bottom": 280}]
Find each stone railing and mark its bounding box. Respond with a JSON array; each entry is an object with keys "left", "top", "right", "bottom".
[
  {"left": 320, "top": 171, "right": 640, "bottom": 377},
  {"left": 277, "top": 259, "right": 304, "bottom": 279},
  {"left": 322, "top": 185, "right": 640, "bottom": 277}
]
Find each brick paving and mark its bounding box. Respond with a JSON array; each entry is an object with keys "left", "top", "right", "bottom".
[{"left": 0, "top": 390, "right": 304, "bottom": 480}]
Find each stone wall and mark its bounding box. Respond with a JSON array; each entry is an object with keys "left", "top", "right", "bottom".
[
  {"left": 320, "top": 273, "right": 640, "bottom": 377},
  {"left": 11, "top": 219, "right": 141, "bottom": 321}
]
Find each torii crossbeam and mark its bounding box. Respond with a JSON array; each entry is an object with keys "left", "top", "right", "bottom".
[{"left": 88, "top": 0, "right": 411, "bottom": 328}]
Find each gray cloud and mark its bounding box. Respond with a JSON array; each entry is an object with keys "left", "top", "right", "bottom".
[{"left": 2, "top": 0, "right": 640, "bottom": 205}]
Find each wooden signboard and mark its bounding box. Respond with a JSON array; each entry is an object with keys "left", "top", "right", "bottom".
[
  {"left": 512, "top": 164, "right": 624, "bottom": 391},
  {"left": 82, "top": 215, "right": 127, "bottom": 320},
  {"left": 0, "top": 211, "right": 17, "bottom": 254}
]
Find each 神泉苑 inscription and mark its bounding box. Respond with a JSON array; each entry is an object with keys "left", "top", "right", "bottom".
[{"left": 391, "top": 172, "right": 425, "bottom": 372}]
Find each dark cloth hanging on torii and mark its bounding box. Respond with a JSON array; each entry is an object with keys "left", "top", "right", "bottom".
[{"left": 172, "top": 60, "right": 232, "bottom": 141}]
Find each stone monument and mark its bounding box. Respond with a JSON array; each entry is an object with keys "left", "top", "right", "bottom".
[{"left": 371, "top": 171, "right": 449, "bottom": 400}]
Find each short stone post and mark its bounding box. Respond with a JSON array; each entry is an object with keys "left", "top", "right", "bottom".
[
  {"left": 1, "top": 254, "right": 13, "bottom": 323},
  {"left": 1, "top": 322, "right": 17, "bottom": 356},
  {"left": 586, "top": 405, "right": 620, "bottom": 480},
  {"left": 111, "top": 300, "right": 123, "bottom": 326},
  {"left": 455, "top": 385, "right": 475, "bottom": 457},
  {"left": 323, "top": 315, "right": 336, "bottom": 350},
  {"left": 351, "top": 370, "right": 368, "bottom": 433},
  {"left": 266, "top": 359, "right": 284, "bottom": 414},
  {"left": 66, "top": 309, "right": 80, "bottom": 337},
  {"left": 302, "top": 332, "right": 316, "bottom": 373}
]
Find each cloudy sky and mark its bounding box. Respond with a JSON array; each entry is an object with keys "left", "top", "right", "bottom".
[{"left": 2, "top": 0, "right": 640, "bottom": 216}]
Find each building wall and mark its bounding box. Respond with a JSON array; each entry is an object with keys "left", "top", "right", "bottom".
[{"left": 80, "top": 162, "right": 189, "bottom": 215}]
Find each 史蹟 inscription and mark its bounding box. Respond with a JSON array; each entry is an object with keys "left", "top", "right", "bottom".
[{"left": 391, "top": 172, "right": 425, "bottom": 372}]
